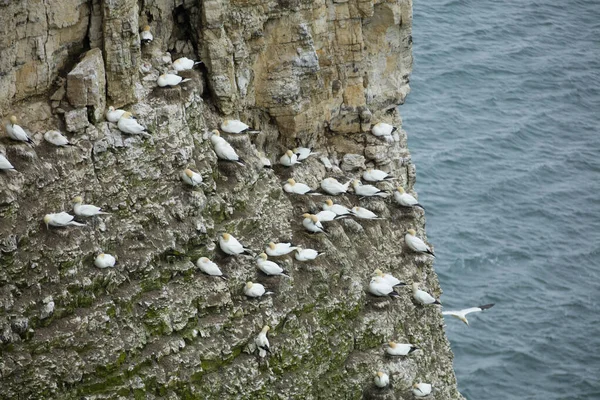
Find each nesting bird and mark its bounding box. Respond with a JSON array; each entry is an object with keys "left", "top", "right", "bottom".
[
  {"left": 385, "top": 341, "right": 418, "bottom": 357},
  {"left": 255, "top": 325, "right": 271, "bottom": 357},
  {"left": 196, "top": 257, "right": 227, "bottom": 279},
  {"left": 0, "top": 154, "right": 16, "bottom": 172},
  {"left": 117, "top": 112, "right": 150, "bottom": 137},
  {"left": 352, "top": 180, "right": 388, "bottom": 198},
  {"left": 258, "top": 152, "right": 272, "bottom": 168},
  {"left": 405, "top": 229, "right": 435, "bottom": 257},
  {"left": 43, "top": 212, "right": 85, "bottom": 228},
  {"left": 362, "top": 168, "right": 394, "bottom": 182},
  {"left": 412, "top": 383, "right": 432, "bottom": 397},
  {"left": 5, "top": 116, "right": 33, "bottom": 144},
  {"left": 302, "top": 213, "right": 327, "bottom": 234},
  {"left": 280, "top": 150, "right": 300, "bottom": 167},
  {"left": 293, "top": 147, "right": 318, "bottom": 161},
  {"left": 351, "top": 206, "right": 382, "bottom": 220},
  {"left": 314, "top": 210, "right": 340, "bottom": 222},
  {"left": 105, "top": 106, "right": 127, "bottom": 123},
  {"left": 371, "top": 122, "right": 396, "bottom": 139},
  {"left": 181, "top": 169, "right": 203, "bottom": 187},
  {"left": 244, "top": 281, "right": 271, "bottom": 298},
  {"left": 374, "top": 371, "right": 390, "bottom": 388},
  {"left": 394, "top": 187, "right": 424, "bottom": 209},
  {"left": 220, "top": 119, "right": 258, "bottom": 134},
  {"left": 412, "top": 283, "right": 441, "bottom": 306},
  {"left": 442, "top": 303, "right": 495, "bottom": 326},
  {"left": 157, "top": 73, "right": 191, "bottom": 87},
  {"left": 322, "top": 199, "right": 352, "bottom": 217},
  {"left": 140, "top": 25, "right": 153, "bottom": 44},
  {"left": 173, "top": 57, "right": 202, "bottom": 72},
  {"left": 373, "top": 269, "right": 405, "bottom": 287},
  {"left": 256, "top": 253, "right": 289, "bottom": 277},
  {"left": 44, "top": 130, "right": 73, "bottom": 147},
  {"left": 283, "top": 178, "right": 317, "bottom": 195},
  {"left": 94, "top": 253, "right": 116, "bottom": 269},
  {"left": 210, "top": 130, "right": 245, "bottom": 165},
  {"left": 266, "top": 242, "right": 298, "bottom": 257},
  {"left": 294, "top": 247, "right": 324, "bottom": 262},
  {"left": 320, "top": 177, "right": 351, "bottom": 196},
  {"left": 219, "top": 233, "right": 252, "bottom": 255},
  {"left": 368, "top": 277, "right": 400, "bottom": 298},
  {"left": 72, "top": 196, "right": 109, "bottom": 217}
]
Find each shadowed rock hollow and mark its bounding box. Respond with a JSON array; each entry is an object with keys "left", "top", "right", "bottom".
[{"left": 0, "top": 0, "right": 464, "bottom": 399}]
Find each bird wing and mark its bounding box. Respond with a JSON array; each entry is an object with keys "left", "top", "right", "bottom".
[
  {"left": 464, "top": 303, "right": 495, "bottom": 315},
  {"left": 54, "top": 212, "right": 75, "bottom": 225}
]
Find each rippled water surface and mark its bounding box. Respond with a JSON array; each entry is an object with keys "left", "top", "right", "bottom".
[{"left": 402, "top": 0, "right": 600, "bottom": 398}]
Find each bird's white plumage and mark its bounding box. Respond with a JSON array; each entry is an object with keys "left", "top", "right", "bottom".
[
  {"left": 362, "top": 168, "right": 393, "bottom": 182},
  {"left": 283, "top": 179, "right": 314, "bottom": 195},
  {"left": 371, "top": 122, "right": 395, "bottom": 138},
  {"left": 266, "top": 242, "right": 298, "bottom": 256},
  {"left": 280, "top": 150, "right": 300, "bottom": 167},
  {"left": 221, "top": 119, "right": 251, "bottom": 134},
  {"left": 43, "top": 212, "right": 85, "bottom": 228},
  {"left": 181, "top": 169, "right": 202, "bottom": 186},
  {"left": 95, "top": 253, "right": 116, "bottom": 268},
  {"left": 255, "top": 326, "right": 270, "bottom": 357},
  {"left": 157, "top": 73, "right": 190, "bottom": 87},
  {"left": 257, "top": 253, "right": 288, "bottom": 277},
  {"left": 173, "top": 57, "right": 201, "bottom": 72},
  {"left": 369, "top": 277, "right": 398, "bottom": 297},
  {"left": 320, "top": 178, "right": 351, "bottom": 195},
  {"left": 302, "top": 214, "right": 326, "bottom": 234},
  {"left": 442, "top": 304, "right": 495, "bottom": 325},
  {"left": 405, "top": 230, "right": 434, "bottom": 256},
  {"left": 315, "top": 210, "right": 338, "bottom": 222},
  {"left": 294, "top": 247, "right": 322, "bottom": 261},
  {"left": 73, "top": 197, "right": 108, "bottom": 217},
  {"left": 196, "top": 257, "right": 224, "bottom": 277},
  {"left": 44, "top": 130, "right": 71, "bottom": 147},
  {"left": 219, "top": 233, "right": 249, "bottom": 255},
  {"left": 106, "top": 106, "right": 126, "bottom": 123},
  {"left": 322, "top": 199, "right": 352, "bottom": 216},
  {"left": 140, "top": 26, "right": 153, "bottom": 43},
  {"left": 294, "top": 147, "right": 318, "bottom": 161},
  {"left": 0, "top": 154, "right": 16, "bottom": 171},
  {"left": 385, "top": 342, "right": 418, "bottom": 356},
  {"left": 412, "top": 383, "right": 432, "bottom": 397},
  {"left": 351, "top": 206, "right": 381, "bottom": 220},
  {"left": 412, "top": 283, "right": 440, "bottom": 305},
  {"left": 259, "top": 153, "right": 272, "bottom": 168},
  {"left": 210, "top": 132, "right": 244, "bottom": 164},
  {"left": 6, "top": 117, "right": 33, "bottom": 143},
  {"left": 117, "top": 113, "right": 149, "bottom": 136},
  {"left": 394, "top": 187, "right": 422, "bottom": 208},
  {"left": 244, "top": 282, "right": 268, "bottom": 298},
  {"left": 374, "top": 371, "right": 389, "bottom": 388},
  {"left": 352, "top": 180, "right": 388, "bottom": 197},
  {"left": 374, "top": 269, "right": 403, "bottom": 287}
]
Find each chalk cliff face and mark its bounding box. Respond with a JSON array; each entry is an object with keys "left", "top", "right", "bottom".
[{"left": 0, "top": 1, "right": 464, "bottom": 399}]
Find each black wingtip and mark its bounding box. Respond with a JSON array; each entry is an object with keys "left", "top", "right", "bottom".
[
  {"left": 219, "top": 274, "right": 229, "bottom": 280},
  {"left": 427, "top": 249, "right": 436, "bottom": 258},
  {"left": 408, "top": 346, "right": 419, "bottom": 354},
  {"left": 392, "top": 126, "right": 398, "bottom": 133},
  {"left": 433, "top": 300, "right": 441, "bottom": 305},
  {"left": 237, "top": 158, "right": 246, "bottom": 166},
  {"left": 415, "top": 203, "right": 425, "bottom": 210},
  {"left": 479, "top": 303, "right": 495, "bottom": 310},
  {"left": 389, "top": 291, "right": 400, "bottom": 298}
]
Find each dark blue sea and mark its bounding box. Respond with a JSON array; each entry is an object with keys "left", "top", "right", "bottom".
[{"left": 402, "top": 0, "right": 600, "bottom": 398}]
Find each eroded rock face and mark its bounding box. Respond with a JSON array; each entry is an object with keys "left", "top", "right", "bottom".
[{"left": 0, "top": 1, "right": 464, "bottom": 399}]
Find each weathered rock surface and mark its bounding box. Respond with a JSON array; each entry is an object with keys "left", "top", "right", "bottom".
[{"left": 0, "top": 1, "right": 464, "bottom": 399}]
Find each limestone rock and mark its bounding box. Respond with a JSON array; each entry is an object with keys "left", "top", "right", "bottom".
[
  {"left": 65, "top": 108, "right": 89, "bottom": 132},
  {"left": 67, "top": 48, "right": 106, "bottom": 122}
]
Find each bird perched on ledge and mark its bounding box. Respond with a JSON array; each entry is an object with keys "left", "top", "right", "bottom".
[
  {"left": 44, "top": 130, "right": 73, "bottom": 147},
  {"left": 0, "top": 153, "right": 16, "bottom": 172},
  {"left": 210, "top": 130, "right": 245, "bottom": 166},
  {"left": 5, "top": 115, "right": 33, "bottom": 144},
  {"left": 221, "top": 119, "right": 259, "bottom": 134},
  {"left": 404, "top": 229, "right": 435, "bottom": 257},
  {"left": 394, "top": 187, "right": 424, "bottom": 209},
  {"left": 140, "top": 25, "right": 153, "bottom": 44},
  {"left": 43, "top": 212, "right": 85, "bottom": 228},
  {"left": 157, "top": 73, "right": 191, "bottom": 87},
  {"left": 255, "top": 325, "right": 271, "bottom": 357},
  {"left": 173, "top": 57, "right": 202, "bottom": 72},
  {"left": 117, "top": 112, "right": 150, "bottom": 137}
]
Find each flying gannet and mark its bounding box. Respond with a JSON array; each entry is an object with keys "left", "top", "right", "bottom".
[
  {"left": 181, "top": 169, "right": 203, "bottom": 186},
  {"left": 6, "top": 116, "right": 33, "bottom": 144},
  {"left": 394, "top": 187, "right": 424, "bottom": 209},
  {"left": 44, "top": 130, "right": 73, "bottom": 147},
  {"left": 210, "top": 130, "right": 245, "bottom": 165},
  {"left": 369, "top": 277, "right": 400, "bottom": 298},
  {"left": 412, "top": 283, "right": 441, "bottom": 306},
  {"left": 219, "top": 233, "right": 252, "bottom": 255},
  {"left": 72, "top": 196, "right": 109, "bottom": 217},
  {"left": 412, "top": 383, "right": 432, "bottom": 397},
  {"left": 43, "top": 212, "right": 85, "bottom": 228},
  {"left": 196, "top": 257, "right": 227, "bottom": 279},
  {"left": 362, "top": 168, "right": 394, "bottom": 182},
  {"left": 266, "top": 242, "right": 298, "bottom": 256},
  {"left": 256, "top": 253, "right": 289, "bottom": 277},
  {"left": 405, "top": 229, "right": 435, "bottom": 257},
  {"left": 94, "top": 253, "right": 116, "bottom": 269},
  {"left": 255, "top": 325, "right": 271, "bottom": 357},
  {"left": 442, "top": 303, "right": 495, "bottom": 326},
  {"left": 374, "top": 371, "right": 390, "bottom": 388},
  {"left": 320, "top": 177, "right": 351, "bottom": 195},
  {"left": 280, "top": 150, "right": 300, "bottom": 167},
  {"left": 385, "top": 341, "right": 418, "bottom": 357}
]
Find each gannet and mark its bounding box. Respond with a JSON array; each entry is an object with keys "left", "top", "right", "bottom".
[
  {"left": 442, "top": 303, "right": 495, "bottom": 326},
  {"left": 394, "top": 187, "right": 424, "bottom": 209},
  {"left": 73, "top": 196, "right": 109, "bottom": 217},
  {"left": 173, "top": 57, "right": 202, "bottom": 72},
  {"left": 219, "top": 233, "right": 252, "bottom": 255},
  {"left": 44, "top": 130, "right": 73, "bottom": 147},
  {"left": 266, "top": 242, "right": 298, "bottom": 256},
  {"left": 371, "top": 122, "right": 396, "bottom": 138},
  {"left": 43, "top": 212, "right": 85, "bottom": 228},
  {"left": 320, "top": 177, "right": 351, "bottom": 195},
  {"left": 244, "top": 281, "right": 272, "bottom": 298},
  {"left": 221, "top": 119, "right": 259, "bottom": 134},
  {"left": 322, "top": 199, "right": 352, "bottom": 216},
  {"left": 140, "top": 25, "right": 153, "bottom": 44},
  {"left": 352, "top": 180, "right": 388, "bottom": 198},
  {"left": 362, "top": 168, "right": 394, "bottom": 182},
  {"left": 181, "top": 169, "right": 203, "bottom": 186},
  {"left": 255, "top": 325, "right": 271, "bottom": 357},
  {"left": 283, "top": 178, "right": 317, "bottom": 195},
  {"left": 280, "top": 150, "right": 300, "bottom": 167},
  {"left": 157, "top": 73, "right": 191, "bottom": 87},
  {"left": 302, "top": 213, "right": 327, "bottom": 234},
  {"left": 210, "top": 130, "right": 245, "bottom": 165},
  {"left": 258, "top": 152, "right": 272, "bottom": 168},
  {"left": 405, "top": 229, "right": 435, "bottom": 257},
  {"left": 293, "top": 147, "right": 318, "bottom": 161},
  {"left": 117, "top": 112, "right": 150, "bottom": 137},
  {"left": 412, "top": 383, "right": 432, "bottom": 397},
  {"left": 256, "top": 253, "right": 289, "bottom": 277},
  {"left": 106, "top": 106, "right": 127, "bottom": 123},
  {"left": 412, "top": 283, "right": 441, "bottom": 305},
  {"left": 196, "top": 257, "right": 227, "bottom": 279},
  {"left": 294, "top": 247, "right": 324, "bottom": 262},
  {"left": 374, "top": 269, "right": 405, "bottom": 287},
  {"left": 0, "top": 154, "right": 16, "bottom": 172},
  {"left": 374, "top": 371, "right": 389, "bottom": 388},
  {"left": 315, "top": 210, "right": 342, "bottom": 222},
  {"left": 369, "top": 277, "right": 400, "bottom": 298},
  {"left": 351, "top": 206, "right": 382, "bottom": 220},
  {"left": 94, "top": 253, "right": 116, "bottom": 269},
  {"left": 385, "top": 341, "right": 418, "bottom": 356},
  {"left": 6, "top": 116, "right": 33, "bottom": 144}
]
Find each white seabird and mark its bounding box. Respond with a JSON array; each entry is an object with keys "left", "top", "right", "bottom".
[
  {"left": 374, "top": 371, "right": 390, "bottom": 388},
  {"left": 221, "top": 119, "right": 258, "bottom": 134},
  {"left": 117, "top": 112, "right": 150, "bottom": 137},
  {"left": 283, "top": 178, "right": 317, "bottom": 195},
  {"left": 320, "top": 177, "right": 351, "bottom": 195},
  {"left": 157, "top": 73, "right": 191, "bottom": 87},
  {"left": 255, "top": 325, "right": 271, "bottom": 357},
  {"left": 374, "top": 269, "right": 405, "bottom": 287},
  {"left": 6, "top": 116, "right": 33, "bottom": 144},
  {"left": 394, "top": 187, "right": 424, "bottom": 209},
  {"left": 73, "top": 196, "right": 109, "bottom": 217},
  {"left": 256, "top": 253, "right": 289, "bottom": 277},
  {"left": 210, "top": 130, "right": 245, "bottom": 165},
  {"left": 258, "top": 152, "right": 272, "bottom": 168},
  {"left": 351, "top": 206, "right": 382, "bottom": 220},
  {"left": 352, "top": 180, "right": 388, "bottom": 198},
  {"left": 94, "top": 253, "right": 116, "bottom": 269},
  {"left": 173, "top": 57, "right": 202, "bottom": 72},
  {"left": 106, "top": 106, "right": 127, "bottom": 123},
  {"left": 196, "top": 257, "right": 227, "bottom": 279},
  {"left": 362, "top": 168, "right": 394, "bottom": 182},
  {"left": 44, "top": 130, "right": 73, "bottom": 147},
  {"left": 442, "top": 303, "right": 495, "bottom": 326},
  {"left": 293, "top": 147, "right": 318, "bottom": 161},
  {"left": 294, "top": 247, "right": 323, "bottom": 262},
  {"left": 181, "top": 169, "right": 203, "bottom": 186},
  {"left": 412, "top": 383, "right": 432, "bottom": 397},
  {"left": 244, "top": 281, "right": 272, "bottom": 298},
  {"left": 405, "top": 229, "right": 435, "bottom": 257},
  {"left": 0, "top": 154, "right": 16, "bottom": 172},
  {"left": 371, "top": 122, "right": 396, "bottom": 139},
  {"left": 140, "top": 25, "right": 153, "bottom": 44},
  {"left": 315, "top": 210, "right": 340, "bottom": 222},
  {"left": 369, "top": 277, "right": 400, "bottom": 298},
  {"left": 412, "top": 283, "right": 441, "bottom": 306},
  {"left": 385, "top": 341, "right": 418, "bottom": 357},
  {"left": 302, "top": 213, "right": 327, "bottom": 234},
  {"left": 280, "top": 149, "right": 300, "bottom": 167},
  {"left": 43, "top": 212, "right": 85, "bottom": 228},
  {"left": 322, "top": 199, "right": 352, "bottom": 216},
  {"left": 219, "top": 233, "right": 252, "bottom": 255},
  {"left": 266, "top": 242, "right": 298, "bottom": 257}
]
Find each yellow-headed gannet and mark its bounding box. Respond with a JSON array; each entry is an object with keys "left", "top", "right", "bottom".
[
  {"left": 405, "top": 229, "right": 435, "bottom": 257},
  {"left": 219, "top": 233, "right": 252, "bottom": 255},
  {"left": 173, "top": 57, "right": 202, "bottom": 72},
  {"left": 6, "top": 116, "right": 33, "bottom": 144},
  {"left": 442, "top": 303, "right": 495, "bottom": 326},
  {"left": 266, "top": 242, "right": 298, "bottom": 256},
  {"left": 210, "top": 130, "right": 245, "bottom": 165},
  {"left": 293, "top": 147, "right": 318, "bottom": 161},
  {"left": 256, "top": 253, "right": 289, "bottom": 277},
  {"left": 394, "top": 187, "right": 424, "bottom": 209},
  {"left": 43, "top": 212, "right": 85, "bottom": 228},
  {"left": 320, "top": 177, "right": 351, "bottom": 195},
  {"left": 374, "top": 371, "right": 390, "bottom": 388},
  {"left": 94, "top": 253, "right": 116, "bottom": 268},
  {"left": 106, "top": 106, "right": 127, "bottom": 123},
  {"left": 44, "top": 130, "right": 73, "bottom": 147},
  {"left": 181, "top": 169, "right": 203, "bottom": 186},
  {"left": 280, "top": 149, "right": 300, "bottom": 167},
  {"left": 385, "top": 341, "right": 418, "bottom": 356},
  {"left": 244, "top": 281, "right": 272, "bottom": 298},
  {"left": 351, "top": 206, "right": 383, "bottom": 220},
  {"left": 255, "top": 325, "right": 271, "bottom": 357},
  {"left": 369, "top": 277, "right": 400, "bottom": 298},
  {"left": 0, "top": 154, "right": 16, "bottom": 172},
  {"left": 283, "top": 178, "right": 317, "bottom": 195},
  {"left": 412, "top": 283, "right": 441, "bottom": 305},
  {"left": 140, "top": 25, "right": 153, "bottom": 44},
  {"left": 352, "top": 180, "right": 388, "bottom": 198},
  {"left": 302, "top": 213, "right": 327, "bottom": 234},
  {"left": 412, "top": 383, "right": 432, "bottom": 397},
  {"left": 221, "top": 119, "right": 259, "bottom": 134},
  {"left": 157, "top": 73, "right": 191, "bottom": 87},
  {"left": 196, "top": 257, "right": 227, "bottom": 279},
  {"left": 374, "top": 269, "right": 405, "bottom": 287},
  {"left": 73, "top": 196, "right": 109, "bottom": 217},
  {"left": 294, "top": 247, "right": 324, "bottom": 262},
  {"left": 322, "top": 199, "right": 352, "bottom": 216},
  {"left": 117, "top": 112, "right": 150, "bottom": 137},
  {"left": 371, "top": 122, "right": 396, "bottom": 139},
  {"left": 362, "top": 168, "right": 394, "bottom": 182}
]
